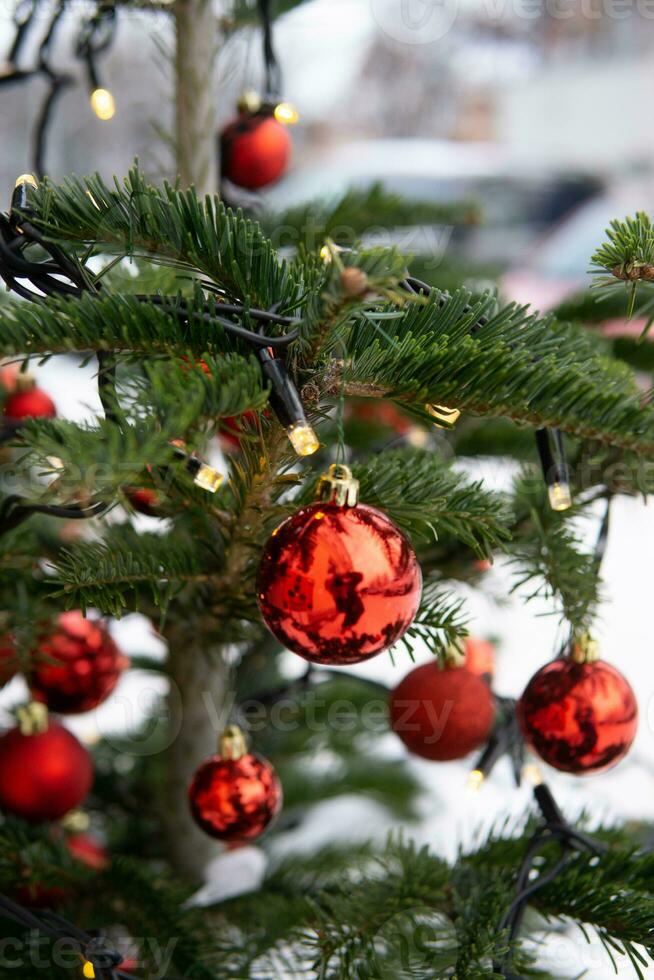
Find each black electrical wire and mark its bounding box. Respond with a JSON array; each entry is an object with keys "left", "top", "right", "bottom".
[
  {"left": 258, "top": 0, "right": 281, "bottom": 98},
  {"left": 0, "top": 891, "right": 160, "bottom": 979},
  {"left": 32, "top": 0, "right": 74, "bottom": 177},
  {"left": 493, "top": 781, "right": 606, "bottom": 977}
]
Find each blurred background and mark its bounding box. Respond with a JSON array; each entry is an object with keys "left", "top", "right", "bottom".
[{"left": 2, "top": 1, "right": 654, "bottom": 975}]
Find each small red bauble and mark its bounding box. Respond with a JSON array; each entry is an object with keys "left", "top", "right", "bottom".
[
  {"left": 464, "top": 636, "right": 495, "bottom": 680},
  {"left": 390, "top": 662, "right": 496, "bottom": 761},
  {"left": 0, "top": 711, "right": 93, "bottom": 821},
  {"left": 221, "top": 114, "right": 291, "bottom": 189},
  {"left": 189, "top": 726, "right": 282, "bottom": 842},
  {"left": 124, "top": 486, "right": 161, "bottom": 516},
  {"left": 29, "top": 610, "right": 128, "bottom": 714},
  {"left": 257, "top": 465, "right": 422, "bottom": 666},
  {"left": 517, "top": 653, "right": 638, "bottom": 775},
  {"left": 67, "top": 832, "right": 109, "bottom": 870},
  {"left": 4, "top": 386, "right": 56, "bottom": 420}
]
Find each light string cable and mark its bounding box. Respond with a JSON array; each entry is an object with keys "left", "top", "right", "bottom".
[
  {"left": 0, "top": 889, "right": 176, "bottom": 979},
  {"left": 0, "top": 0, "right": 40, "bottom": 86},
  {"left": 492, "top": 778, "right": 607, "bottom": 979},
  {"left": 32, "top": 0, "right": 75, "bottom": 179},
  {"left": 0, "top": 178, "right": 314, "bottom": 534},
  {"left": 258, "top": 0, "right": 281, "bottom": 99}
]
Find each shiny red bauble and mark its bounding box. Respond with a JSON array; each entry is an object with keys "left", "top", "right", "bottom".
[
  {"left": 517, "top": 657, "right": 638, "bottom": 775},
  {"left": 221, "top": 114, "right": 291, "bottom": 189},
  {"left": 390, "top": 662, "right": 496, "bottom": 761},
  {"left": 0, "top": 721, "right": 93, "bottom": 821},
  {"left": 257, "top": 501, "right": 422, "bottom": 665},
  {"left": 189, "top": 752, "right": 282, "bottom": 842},
  {"left": 29, "top": 611, "right": 128, "bottom": 714},
  {"left": 4, "top": 387, "right": 56, "bottom": 420}
]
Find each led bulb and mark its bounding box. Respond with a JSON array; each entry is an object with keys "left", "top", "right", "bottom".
[
  {"left": 522, "top": 763, "right": 543, "bottom": 787},
  {"left": 90, "top": 87, "right": 115, "bottom": 121},
  {"left": 287, "top": 422, "right": 319, "bottom": 457},
  {"left": 548, "top": 481, "right": 572, "bottom": 512},
  {"left": 274, "top": 101, "right": 299, "bottom": 125},
  {"left": 466, "top": 769, "right": 485, "bottom": 793},
  {"left": 82, "top": 962, "right": 95, "bottom": 979},
  {"left": 15, "top": 173, "right": 38, "bottom": 190},
  {"left": 193, "top": 463, "right": 223, "bottom": 493}
]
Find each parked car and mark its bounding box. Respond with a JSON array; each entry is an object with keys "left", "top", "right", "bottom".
[
  {"left": 263, "top": 139, "right": 603, "bottom": 265},
  {"left": 501, "top": 182, "right": 654, "bottom": 330}
]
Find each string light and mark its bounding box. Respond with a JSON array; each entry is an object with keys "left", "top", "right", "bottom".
[
  {"left": 273, "top": 101, "right": 299, "bottom": 125},
  {"left": 82, "top": 962, "right": 95, "bottom": 979},
  {"left": 466, "top": 768, "right": 485, "bottom": 793},
  {"left": 535, "top": 428, "right": 572, "bottom": 512},
  {"left": 90, "top": 86, "right": 115, "bottom": 120},
  {"left": 258, "top": 348, "right": 319, "bottom": 457}
]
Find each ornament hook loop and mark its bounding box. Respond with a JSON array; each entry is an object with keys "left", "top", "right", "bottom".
[
  {"left": 316, "top": 463, "right": 359, "bottom": 507},
  {"left": 570, "top": 632, "right": 600, "bottom": 664},
  {"left": 16, "top": 701, "right": 49, "bottom": 735}
]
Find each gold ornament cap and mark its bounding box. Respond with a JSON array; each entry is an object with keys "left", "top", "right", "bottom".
[
  {"left": 316, "top": 463, "right": 359, "bottom": 507},
  {"left": 443, "top": 642, "right": 466, "bottom": 668},
  {"left": 427, "top": 404, "right": 461, "bottom": 428},
  {"left": 569, "top": 632, "right": 600, "bottom": 664},
  {"left": 61, "top": 809, "right": 91, "bottom": 833},
  {"left": 219, "top": 724, "right": 248, "bottom": 760},
  {"left": 237, "top": 89, "right": 263, "bottom": 114},
  {"left": 17, "top": 701, "right": 49, "bottom": 735}
]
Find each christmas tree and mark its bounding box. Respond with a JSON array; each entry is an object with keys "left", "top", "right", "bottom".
[{"left": 1, "top": 3, "right": 654, "bottom": 979}]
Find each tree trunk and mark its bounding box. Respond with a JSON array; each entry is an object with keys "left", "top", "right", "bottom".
[
  {"left": 163, "top": 624, "right": 231, "bottom": 881},
  {"left": 173, "top": 0, "right": 218, "bottom": 195},
  {"left": 163, "top": 0, "right": 222, "bottom": 883}
]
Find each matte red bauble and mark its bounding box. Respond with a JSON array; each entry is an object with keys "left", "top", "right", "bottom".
[
  {"left": 29, "top": 610, "right": 128, "bottom": 714},
  {"left": 4, "top": 386, "right": 56, "bottom": 420},
  {"left": 189, "top": 726, "right": 282, "bottom": 842},
  {"left": 221, "top": 114, "right": 291, "bottom": 189},
  {"left": 390, "top": 662, "right": 496, "bottom": 761},
  {"left": 0, "top": 714, "right": 93, "bottom": 821},
  {"left": 517, "top": 655, "right": 637, "bottom": 775},
  {"left": 257, "top": 465, "right": 422, "bottom": 665}
]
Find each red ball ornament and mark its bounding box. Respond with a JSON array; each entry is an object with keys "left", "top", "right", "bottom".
[
  {"left": 4, "top": 379, "right": 56, "bottom": 420},
  {"left": 189, "top": 726, "right": 282, "bottom": 842},
  {"left": 257, "top": 464, "right": 422, "bottom": 666},
  {"left": 29, "top": 610, "right": 128, "bottom": 715},
  {"left": 221, "top": 113, "right": 291, "bottom": 189},
  {"left": 124, "top": 486, "right": 161, "bottom": 516},
  {"left": 0, "top": 706, "right": 93, "bottom": 821},
  {"left": 67, "top": 832, "right": 109, "bottom": 870},
  {"left": 464, "top": 636, "right": 495, "bottom": 680},
  {"left": 517, "top": 645, "right": 638, "bottom": 775},
  {"left": 390, "top": 661, "right": 496, "bottom": 761}
]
